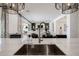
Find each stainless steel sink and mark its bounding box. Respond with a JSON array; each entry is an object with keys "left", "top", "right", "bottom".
[
  {"left": 27, "top": 45, "right": 46, "bottom": 55},
  {"left": 14, "top": 44, "right": 65, "bottom": 55}
]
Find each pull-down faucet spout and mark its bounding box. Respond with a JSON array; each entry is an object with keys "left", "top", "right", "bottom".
[{"left": 38, "top": 22, "right": 47, "bottom": 43}]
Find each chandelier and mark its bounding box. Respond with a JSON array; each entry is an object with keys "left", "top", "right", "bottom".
[
  {"left": 1, "top": 3, "right": 25, "bottom": 14},
  {"left": 55, "top": 3, "right": 79, "bottom": 14}
]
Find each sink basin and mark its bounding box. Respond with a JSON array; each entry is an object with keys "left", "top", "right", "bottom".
[
  {"left": 27, "top": 45, "right": 46, "bottom": 55},
  {"left": 14, "top": 44, "right": 65, "bottom": 55},
  {"left": 48, "top": 45, "right": 65, "bottom": 55}
]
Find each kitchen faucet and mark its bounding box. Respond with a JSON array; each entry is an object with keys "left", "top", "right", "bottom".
[{"left": 38, "top": 22, "right": 47, "bottom": 43}]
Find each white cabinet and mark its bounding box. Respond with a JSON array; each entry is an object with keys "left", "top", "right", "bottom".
[{"left": 8, "top": 14, "right": 18, "bottom": 34}]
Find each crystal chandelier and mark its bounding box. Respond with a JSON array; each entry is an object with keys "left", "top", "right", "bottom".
[
  {"left": 1, "top": 3, "right": 25, "bottom": 14},
  {"left": 55, "top": 3, "right": 79, "bottom": 14}
]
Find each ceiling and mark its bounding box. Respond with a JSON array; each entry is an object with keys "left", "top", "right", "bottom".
[{"left": 21, "top": 3, "right": 61, "bottom": 23}]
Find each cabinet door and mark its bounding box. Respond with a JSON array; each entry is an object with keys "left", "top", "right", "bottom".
[{"left": 9, "top": 14, "right": 18, "bottom": 34}]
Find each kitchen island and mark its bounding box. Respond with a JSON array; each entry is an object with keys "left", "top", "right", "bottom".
[{"left": 0, "top": 38, "right": 79, "bottom": 56}]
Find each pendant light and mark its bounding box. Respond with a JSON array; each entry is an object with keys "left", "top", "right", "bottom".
[
  {"left": 55, "top": 3, "right": 78, "bottom": 14},
  {"left": 0, "top": 3, "right": 25, "bottom": 14}
]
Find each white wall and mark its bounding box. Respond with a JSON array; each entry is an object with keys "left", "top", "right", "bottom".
[
  {"left": 0, "top": 7, "right": 2, "bottom": 37},
  {"left": 56, "top": 16, "right": 67, "bottom": 35},
  {"left": 66, "top": 15, "right": 70, "bottom": 38},
  {"left": 69, "top": 11, "right": 79, "bottom": 38},
  {"left": 65, "top": 10, "right": 79, "bottom": 38},
  {"left": 50, "top": 15, "right": 67, "bottom": 36},
  {"left": 50, "top": 11, "right": 79, "bottom": 38},
  {"left": 78, "top": 11, "right": 79, "bottom": 37},
  {"left": 49, "top": 22, "right": 54, "bottom": 35}
]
